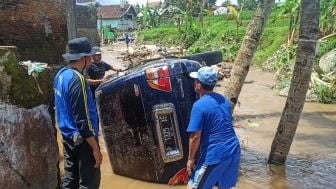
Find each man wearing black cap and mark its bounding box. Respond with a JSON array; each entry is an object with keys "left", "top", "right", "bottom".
[
  {"left": 85, "top": 46, "right": 121, "bottom": 99},
  {"left": 54, "top": 37, "right": 102, "bottom": 189}
]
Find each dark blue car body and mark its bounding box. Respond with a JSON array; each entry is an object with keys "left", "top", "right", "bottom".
[{"left": 96, "top": 52, "right": 221, "bottom": 183}]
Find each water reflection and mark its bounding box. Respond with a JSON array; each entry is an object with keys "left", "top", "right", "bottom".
[{"left": 238, "top": 149, "right": 336, "bottom": 189}]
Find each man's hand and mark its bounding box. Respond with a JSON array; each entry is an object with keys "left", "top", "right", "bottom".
[
  {"left": 187, "top": 159, "right": 195, "bottom": 176},
  {"left": 113, "top": 67, "right": 122, "bottom": 72},
  {"left": 92, "top": 148, "right": 103, "bottom": 168},
  {"left": 86, "top": 136, "right": 103, "bottom": 168}
]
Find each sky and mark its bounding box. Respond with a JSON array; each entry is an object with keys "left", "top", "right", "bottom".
[{"left": 95, "top": 0, "right": 239, "bottom": 6}]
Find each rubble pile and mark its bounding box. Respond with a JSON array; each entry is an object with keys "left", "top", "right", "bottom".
[
  {"left": 217, "top": 63, "right": 233, "bottom": 80},
  {"left": 264, "top": 45, "right": 336, "bottom": 103},
  {"left": 120, "top": 45, "right": 185, "bottom": 68}
]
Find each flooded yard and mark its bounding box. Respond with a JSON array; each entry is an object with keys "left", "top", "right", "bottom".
[{"left": 58, "top": 42, "right": 336, "bottom": 189}]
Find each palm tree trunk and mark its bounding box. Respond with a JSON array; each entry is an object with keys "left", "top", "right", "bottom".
[
  {"left": 288, "top": 16, "right": 293, "bottom": 46},
  {"left": 268, "top": 0, "right": 320, "bottom": 165},
  {"left": 199, "top": 0, "right": 204, "bottom": 29},
  {"left": 223, "top": 0, "right": 275, "bottom": 106}
]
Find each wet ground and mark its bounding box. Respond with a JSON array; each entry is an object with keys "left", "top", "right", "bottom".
[{"left": 58, "top": 42, "right": 336, "bottom": 189}]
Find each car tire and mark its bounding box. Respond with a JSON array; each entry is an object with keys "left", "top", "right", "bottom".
[{"left": 182, "top": 51, "right": 222, "bottom": 66}]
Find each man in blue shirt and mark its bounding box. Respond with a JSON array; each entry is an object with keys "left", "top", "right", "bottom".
[
  {"left": 124, "top": 33, "right": 130, "bottom": 49},
  {"left": 187, "top": 67, "right": 240, "bottom": 189},
  {"left": 54, "top": 37, "right": 102, "bottom": 189}
]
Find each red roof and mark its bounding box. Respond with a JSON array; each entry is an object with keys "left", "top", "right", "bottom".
[{"left": 97, "top": 5, "right": 135, "bottom": 19}]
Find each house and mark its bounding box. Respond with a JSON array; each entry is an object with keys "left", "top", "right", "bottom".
[
  {"left": 214, "top": 7, "right": 228, "bottom": 15},
  {"left": 97, "top": 4, "right": 137, "bottom": 32}
]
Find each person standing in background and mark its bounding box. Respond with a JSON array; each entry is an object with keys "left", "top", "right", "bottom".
[{"left": 124, "top": 33, "right": 130, "bottom": 49}]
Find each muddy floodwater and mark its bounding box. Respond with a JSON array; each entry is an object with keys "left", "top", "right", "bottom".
[{"left": 58, "top": 43, "right": 336, "bottom": 189}]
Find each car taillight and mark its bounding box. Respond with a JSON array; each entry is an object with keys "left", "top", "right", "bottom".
[{"left": 146, "top": 66, "right": 171, "bottom": 92}]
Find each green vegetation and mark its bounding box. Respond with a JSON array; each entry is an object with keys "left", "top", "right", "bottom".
[
  {"left": 138, "top": 9, "right": 288, "bottom": 64},
  {"left": 317, "top": 37, "right": 336, "bottom": 58},
  {"left": 0, "top": 49, "right": 52, "bottom": 108},
  {"left": 137, "top": 2, "right": 335, "bottom": 104}
]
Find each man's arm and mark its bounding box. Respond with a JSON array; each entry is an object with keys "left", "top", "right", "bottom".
[
  {"left": 85, "top": 77, "right": 104, "bottom": 85},
  {"left": 69, "top": 72, "right": 102, "bottom": 167},
  {"left": 186, "top": 106, "right": 203, "bottom": 175},
  {"left": 103, "top": 62, "right": 121, "bottom": 72},
  {"left": 187, "top": 131, "right": 201, "bottom": 175},
  {"left": 86, "top": 136, "right": 102, "bottom": 168}
]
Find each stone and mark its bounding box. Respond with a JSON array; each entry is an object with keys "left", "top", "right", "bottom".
[
  {"left": 319, "top": 48, "right": 336, "bottom": 74},
  {"left": 0, "top": 104, "right": 58, "bottom": 189}
]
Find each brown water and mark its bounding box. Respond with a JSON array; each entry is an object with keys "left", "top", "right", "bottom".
[{"left": 58, "top": 42, "right": 336, "bottom": 189}]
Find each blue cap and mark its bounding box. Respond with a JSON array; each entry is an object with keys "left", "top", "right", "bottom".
[{"left": 189, "top": 66, "right": 217, "bottom": 86}]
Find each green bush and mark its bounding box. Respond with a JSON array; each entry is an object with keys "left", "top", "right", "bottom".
[
  {"left": 313, "top": 84, "right": 336, "bottom": 104},
  {"left": 179, "top": 23, "right": 201, "bottom": 48},
  {"left": 138, "top": 10, "right": 288, "bottom": 65},
  {"left": 317, "top": 37, "right": 336, "bottom": 59}
]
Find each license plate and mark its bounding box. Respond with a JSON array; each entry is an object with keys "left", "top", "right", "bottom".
[{"left": 153, "top": 103, "right": 183, "bottom": 163}]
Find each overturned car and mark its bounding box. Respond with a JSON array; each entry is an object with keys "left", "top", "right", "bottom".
[{"left": 95, "top": 51, "right": 222, "bottom": 183}]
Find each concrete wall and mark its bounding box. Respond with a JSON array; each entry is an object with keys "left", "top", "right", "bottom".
[
  {"left": 0, "top": 0, "right": 67, "bottom": 64},
  {"left": 98, "top": 19, "right": 120, "bottom": 30},
  {"left": 97, "top": 18, "right": 136, "bottom": 31},
  {"left": 76, "top": 5, "right": 99, "bottom": 46}
]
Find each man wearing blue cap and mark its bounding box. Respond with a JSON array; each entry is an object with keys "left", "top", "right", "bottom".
[
  {"left": 54, "top": 37, "right": 102, "bottom": 189},
  {"left": 187, "top": 66, "right": 240, "bottom": 189}
]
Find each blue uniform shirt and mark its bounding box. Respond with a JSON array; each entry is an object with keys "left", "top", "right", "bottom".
[
  {"left": 54, "top": 67, "right": 98, "bottom": 139},
  {"left": 187, "top": 92, "right": 240, "bottom": 165}
]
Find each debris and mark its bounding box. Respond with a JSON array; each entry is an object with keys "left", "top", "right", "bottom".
[
  {"left": 218, "top": 63, "right": 233, "bottom": 80},
  {"left": 122, "top": 45, "right": 185, "bottom": 68},
  {"left": 247, "top": 119, "right": 260, "bottom": 127},
  {"left": 19, "top": 61, "right": 49, "bottom": 75},
  {"left": 168, "top": 168, "right": 188, "bottom": 186}
]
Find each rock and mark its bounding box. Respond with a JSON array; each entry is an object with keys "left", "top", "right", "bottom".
[
  {"left": 319, "top": 48, "right": 336, "bottom": 73},
  {"left": 279, "top": 86, "right": 290, "bottom": 97},
  {"left": 0, "top": 104, "right": 59, "bottom": 189}
]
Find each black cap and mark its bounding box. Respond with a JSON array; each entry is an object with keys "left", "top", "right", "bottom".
[{"left": 62, "top": 37, "right": 94, "bottom": 62}]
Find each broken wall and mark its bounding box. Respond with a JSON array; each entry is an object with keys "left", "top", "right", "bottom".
[
  {"left": 0, "top": 0, "right": 67, "bottom": 64},
  {"left": 0, "top": 48, "right": 59, "bottom": 188},
  {"left": 76, "top": 5, "right": 99, "bottom": 46},
  {"left": 0, "top": 104, "right": 58, "bottom": 189}
]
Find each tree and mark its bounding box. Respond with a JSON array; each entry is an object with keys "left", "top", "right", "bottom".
[
  {"left": 320, "top": 0, "right": 336, "bottom": 36},
  {"left": 238, "top": 0, "right": 257, "bottom": 10},
  {"left": 272, "top": 0, "right": 300, "bottom": 46},
  {"left": 208, "top": 0, "right": 216, "bottom": 7},
  {"left": 199, "top": 0, "right": 205, "bottom": 29},
  {"left": 222, "top": 0, "right": 232, "bottom": 7},
  {"left": 227, "top": 5, "right": 244, "bottom": 40},
  {"left": 268, "top": 0, "right": 320, "bottom": 165},
  {"left": 223, "top": 0, "right": 275, "bottom": 107}
]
